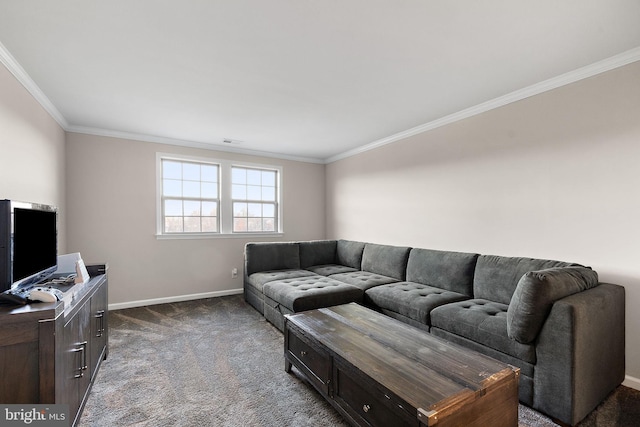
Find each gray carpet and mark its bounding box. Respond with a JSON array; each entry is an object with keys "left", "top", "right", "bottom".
[{"left": 80, "top": 295, "right": 640, "bottom": 426}]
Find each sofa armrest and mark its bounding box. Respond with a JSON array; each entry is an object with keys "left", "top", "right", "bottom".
[{"left": 534, "top": 283, "right": 625, "bottom": 425}]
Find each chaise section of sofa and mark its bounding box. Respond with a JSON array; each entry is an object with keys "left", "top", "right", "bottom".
[
  {"left": 247, "top": 240, "right": 367, "bottom": 330},
  {"left": 244, "top": 242, "right": 316, "bottom": 314},
  {"left": 243, "top": 240, "right": 626, "bottom": 426}
]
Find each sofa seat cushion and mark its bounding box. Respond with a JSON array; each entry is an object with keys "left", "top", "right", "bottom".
[
  {"left": 328, "top": 271, "right": 400, "bottom": 291},
  {"left": 306, "top": 264, "right": 359, "bottom": 276},
  {"left": 262, "top": 276, "right": 363, "bottom": 312},
  {"left": 247, "top": 269, "right": 317, "bottom": 292},
  {"left": 364, "top": 282, "right": 469, "bottom": 326},
  {"left": 430, "top": 299, "right": 536, "bottom": 364}
]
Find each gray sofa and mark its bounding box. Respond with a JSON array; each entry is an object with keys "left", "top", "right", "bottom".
[{"left": 243, "top": 239, "right": 625, "bottom": 426}]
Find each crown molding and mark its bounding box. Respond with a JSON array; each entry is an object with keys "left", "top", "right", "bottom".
[
  {"left": 0, "top": 41, "right": 68, "bottom": 128},
  {"left": 324, "top": 46, "right": 640, "bottom": 164},
  {"left": 66, "top": 125, "right": 325, "bottom": 164}
]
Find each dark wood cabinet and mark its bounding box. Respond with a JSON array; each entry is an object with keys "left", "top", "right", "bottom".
[{"left": 0, "top": 266, "right": 108, "bottom": 427}]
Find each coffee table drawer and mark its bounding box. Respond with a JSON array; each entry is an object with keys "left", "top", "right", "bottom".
[
  {"left": 286, "top": 327, "right": 331, "bottom": 395},
  {"left": 334, "top": 364, "right": 415, "bottom": 427}
]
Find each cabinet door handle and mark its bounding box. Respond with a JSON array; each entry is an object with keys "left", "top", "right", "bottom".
[
  {"left": 363, "top": 404, "right": 371, "bottom": 413},
  {"left": 300, "top": 350, "right": 307, "bottom": 357},
  {"left": 95, "top": 310, "right": 105, "bottom": 337},
  {"left": 80, "top": 341, "right": 88, "bottom": 371},
  {"left": 71, "top": 342, "right": 87, "bottom": 378}
]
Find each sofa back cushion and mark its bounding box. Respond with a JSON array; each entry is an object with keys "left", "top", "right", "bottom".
[
  {"left": 507, "top": 266, "right": 599, "bottom": 343},
  {"left": 299, "top": 240, "right": 337, "bottom": 268},
  {"left": 244, "top": 242, "right": 300, "bottom": 276},
  {"left": 473, "top": 255, "right": 579, "bottom": 304},
  {"left": 361, "top": 243, "right": 411, "bottom": 280},
  {"left": 337, "top": 240, "right": 366, "bottom": 269},
  {"left": 406, "top": 248, "right": 479, "bottom": 296}
]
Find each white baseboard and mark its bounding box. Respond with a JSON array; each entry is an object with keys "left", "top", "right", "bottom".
[
  {"left": 623, "top": 375, "right": 640, "bottom": 391},
  {"left": 108, "top": 288, "right": 244, "bottom": 311}
]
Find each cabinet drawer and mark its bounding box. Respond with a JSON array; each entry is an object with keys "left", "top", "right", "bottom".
[
  {"left": 286, "top": 328, "right": 331, "bottom": 395},
  {"left": 334, "top": 365, "right": 415, "bottom": 427}
]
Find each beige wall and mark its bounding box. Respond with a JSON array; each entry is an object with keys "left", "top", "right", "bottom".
[
  {"left": 65, "top": 133, "right": 325, "bottom": 306},
  {"left": 0, "top": 63, "right": 66, "bottom": 251},
  {"left": 326, "top": 62, "right": 640, "bottom": 384}
]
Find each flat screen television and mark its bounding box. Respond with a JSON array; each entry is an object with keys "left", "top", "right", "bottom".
[{"left": 0, "top": 200, "right": 58, "bottom": 293}]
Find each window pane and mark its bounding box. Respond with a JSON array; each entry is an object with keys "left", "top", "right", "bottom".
[
  {"left": 232, "top": 168, "right": 246, "bottom": 184},
  {"left": 247, "top": 169, "right": 261, "bottom": 185},
  {"left": 183, "top": 181, "right": 200, "bottom": 198},
  {"left": 164, "top": 199, "right": 182, "bottom": 216},
  {"left": 183, "top": 163, "right": 200, "bottom": 181},
  {"left": 163, "top": 161, "right": 181, "bottom": 179},
  {"left": 163, "top": 179, "right": 181, "bottom": 197},
  {"left": 184, "top": 217, "right": 200, "bottom": 232},
  {"left": 184, "top": 200, "right": 200, "bottom": 216},
  {"left": 262, "top": 170, "right": 276, "bottom": 186},
  {"left": 248, "top": 203, "right": 261, "bottom": 217},
  {"left": 263, "top": 218, "right": 275, "bottom": 231},
  {"left": 247, "top": 185, "right": 261, "bottom": 200},
  {"left": 263, "top": 204, "right": 275, "bottom": 217},
  {"left": 201, "top": 182, "right": 218, "bottom": 198},
  {"left": 232, "top": 184, "right": 246, "bottom": 199},
  {"left": 202, "top": 217, "right": 218, "bottom": 232},
  {"left": 165, "top": 217, "right": 183, "bottom": 233},
  {"left": 262, "top": 186, "right": 275, "bottom": 201},
  {"left": 201, "top": 165, "right": 218, "bottom": 182},
  {"left": 202, "top": 201, "right": 217, "bottom": 216},
  {"left": 234, "top": 218, "right": 247, "bottom": 232},
  {"left": 234, "top": 202, "right": 247, "bottom": 217},
  {"left": 248, "top": 218, "right": 262, "bottom": 231}
]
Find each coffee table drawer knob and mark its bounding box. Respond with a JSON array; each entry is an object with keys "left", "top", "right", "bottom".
[{"left": 363, "top": 404, "right": 371, "bottom": 413}]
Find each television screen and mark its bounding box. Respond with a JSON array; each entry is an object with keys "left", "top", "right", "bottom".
[{"left": 0, "top": 200, "right": 57, "bottom": 292}]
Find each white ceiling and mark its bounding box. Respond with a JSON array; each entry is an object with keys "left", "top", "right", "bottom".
[{"left": 1, "top": 1, "right": 639, "bottom": 163}]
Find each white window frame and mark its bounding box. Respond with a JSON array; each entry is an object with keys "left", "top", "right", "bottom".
[{"left": 156, "top": 153, "right": 283, "bottom": 239}]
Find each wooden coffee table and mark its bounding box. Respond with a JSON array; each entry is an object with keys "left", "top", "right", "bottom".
[{"left": 284, "top": 303, "right": 519, "bottom": 427}]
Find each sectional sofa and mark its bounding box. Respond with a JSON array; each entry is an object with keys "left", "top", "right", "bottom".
[{"left": 243, "top": 239, "right": 625, "bottom": 426}]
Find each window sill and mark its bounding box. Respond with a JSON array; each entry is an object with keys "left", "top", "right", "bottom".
[{"left": 156, "top": 232, "right": 284, "bottom": 240}]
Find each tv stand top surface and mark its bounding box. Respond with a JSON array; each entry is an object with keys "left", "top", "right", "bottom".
[{"left": 0, "top": 269, "right": 107, "bottom": 319}]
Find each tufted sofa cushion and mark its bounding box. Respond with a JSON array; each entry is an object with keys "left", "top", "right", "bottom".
[
  {"left": 405, "top": 248, "right": 479, "bottom": 296},
  {"left": 364, "top": 282, "right": 469, "bottom": 325},
  {"left": 246, "top": 270, "right": 317, "bottom": 292},
  {"left": 430, "top": 299, "right": 536, "bottom": 364},
  {"left": 262, "top": 276, "right": 363, "bottom": 312},
  {"left": 473, "top": 255, "right": 580, "bottom": 305},
  {"left": 361, "top": 243, "right": 411, "bottom": 280},
  {"left": 328, "top": 271, "right": 400, "bottom": 291},
  {"left": 507, "top": 266, "right": 599, "bottom": 343},
  {"left": 306, "top": 264, "right": 359, "bottom": 276}
]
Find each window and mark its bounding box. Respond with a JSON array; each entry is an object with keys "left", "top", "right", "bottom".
[
  {"left": 160, "top": 159, "right": 220, "bottom": 233},
  {"left": 157, "top": 154, "right": 282, "bottom": 237},
  {"left": 232, "top": 166, "right": 278, "bottom": 232}
]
